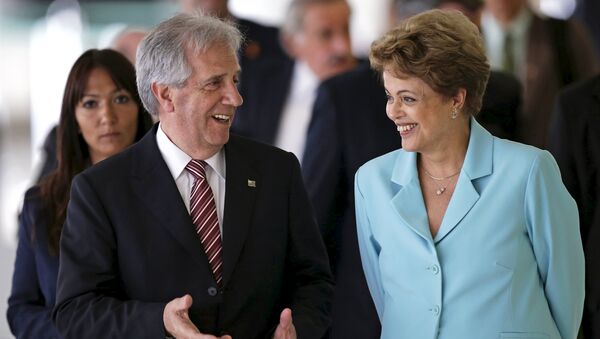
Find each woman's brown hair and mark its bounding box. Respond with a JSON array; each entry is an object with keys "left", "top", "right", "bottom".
[{"left": 370, "top": 9, "right": 490, "bottom": 116}]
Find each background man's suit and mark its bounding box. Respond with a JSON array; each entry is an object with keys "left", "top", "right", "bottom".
[
  {"left": 53, "top": 125, "right": 333, "bottom": 339},
  {"left": 233, "top": 56, "right": 295, "bottom": 144},
  {"left": 547, "top": 74, "right": 600, "bottom": 339},
  {"left": 302, "top": 63, "right": 522, "bottom": 339}
]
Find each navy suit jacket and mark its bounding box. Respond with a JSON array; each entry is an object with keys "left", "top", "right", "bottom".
[
  {"left": 548, "top": 74, "right": 600, "bottom": 339},
  {"left": 7, "top": 187, "right": 62, "bottom": 339},
  {"left": 302, "top": 64, "right": 522, "bottom": 339},
  {"left": 233, "top": 55, "right": 295, "bottom": 144},
  {"left": 53, "top": 125, "right": 333, "bottom": 339}
]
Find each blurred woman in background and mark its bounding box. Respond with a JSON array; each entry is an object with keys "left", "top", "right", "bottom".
[{"left": 6, "top": 48, "right": 152, "bottom": 338}]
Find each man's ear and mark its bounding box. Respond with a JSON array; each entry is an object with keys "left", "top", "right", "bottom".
[{"left": 151, "top": 82, "right": 175, "bottom": 113}]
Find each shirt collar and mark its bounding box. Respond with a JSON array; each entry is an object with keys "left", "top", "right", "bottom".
[
  {"left": 291, "top": 60, "right": 319, "bottom": 97},
  {"left": 156, "top": 123, "right": 226, "bottom": 181},
  {"left": 482, "top": 6, "right": 532, "bottom": 37}
]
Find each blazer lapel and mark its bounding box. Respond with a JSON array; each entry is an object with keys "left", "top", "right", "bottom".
[
  {"left": 435, "top": 119, "right": 493, "bottom": 243},
  {"left": 390, "top": 151, "right": 432, "bottom": 243},
  {"left": 220, "top": 136, "right": 259, "bottom": 287},
  {"left": 131, "top": 126, "right": 212, "bottom": 271}
]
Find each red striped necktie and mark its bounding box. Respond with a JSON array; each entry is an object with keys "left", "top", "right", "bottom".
[{"left": 186, "top": 160, "right": 223, "bottom": 286}]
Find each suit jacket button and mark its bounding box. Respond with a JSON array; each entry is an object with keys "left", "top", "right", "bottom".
[{"left": 207, "top": 287, "right": 218, "bottom": 296}]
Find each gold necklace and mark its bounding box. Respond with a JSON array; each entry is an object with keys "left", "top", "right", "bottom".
[{"left": 423, "top": 168, "right": 460, "bottom": 195}]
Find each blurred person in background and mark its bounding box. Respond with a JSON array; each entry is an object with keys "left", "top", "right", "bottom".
[
  {"left": 6, "top": 49, "right": 152, "bottom": 339},
  {"left": 109, "top": 27, "right": 147, "bottom": 65},
  {"left": 481, "top": 0, "right": 599, "bottom": 148},
  {"left": 548, "top": 73, "right": 600, "bottom": 339},
  {"left": 356, "top": 9, "right": 583, "bottom": 338},
  {"left": 232, "top": 0, "right": 357, "bottom": 162}
]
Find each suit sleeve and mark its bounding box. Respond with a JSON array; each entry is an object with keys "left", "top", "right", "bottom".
[
  {"left": 7, "top": 195, "right": 60, "bottom": 339},
  {"left": 354, "top": 167, "right": 385, "bottom": 320},
  {"left": 302, "top": 83, "right": 343, "bottom": 239},
  {"left": 285, "top": 152, "right": 334, "bottom": 339},
  {"left": 52, "top": 173, "right": 167, "bottom": 338},
  {"left": 524, "top": 151, "right": 585, "bottom": 339}
]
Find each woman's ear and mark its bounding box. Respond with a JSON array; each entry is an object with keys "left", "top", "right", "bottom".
[
  {"left": 151, "top": 82, "right": 175, "bottom": 113},
  {"left": 452, "top": 87, "right": 467, "bottom": 110}
]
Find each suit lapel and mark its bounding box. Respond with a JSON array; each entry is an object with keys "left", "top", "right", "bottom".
[
  {"left": 389, "top": 151, "right": 433, "bottom": 243},
  {"left": 221, "top": 136, "right": 259, "bottom": 287},
  {"left": 435, "top": 119, "right": 493, "bottom": 243},
  {"left": 131, "top": 125, "right": 212, "bottom": 271}
]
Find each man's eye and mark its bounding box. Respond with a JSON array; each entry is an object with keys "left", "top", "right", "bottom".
[{"left": 204, "top": 80, "right": 221, "bottom": 90}]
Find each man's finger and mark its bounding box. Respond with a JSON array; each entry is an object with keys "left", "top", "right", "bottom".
[{"left": 279, "top": 308, "right": 293, "bottom": 330}]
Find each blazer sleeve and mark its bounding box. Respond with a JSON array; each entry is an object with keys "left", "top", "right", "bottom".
[
  {"left": 524, "top": 150, "right": 585, "bottom": 339},
  {"left": 52, "top": 174, "right": 166, "bottom": 338},
  {"left": 354, "top": 167, "right": 384, "bottom": 320},
  {"left": 7, "top": 196, "right": 60, "bottom": 339},
  {"left": 285, "top": 153, "right": 335, "bottom": 339}
]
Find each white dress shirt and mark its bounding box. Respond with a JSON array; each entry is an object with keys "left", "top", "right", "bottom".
[
  {"left": 481, "top": 8, "right": 532, "bottom": 80},
  {"left": 274, "top": 61, "right": 319, "bottom": 162},
  {"left": 156, "top": 123, "right": 226, "bottom": 236}
]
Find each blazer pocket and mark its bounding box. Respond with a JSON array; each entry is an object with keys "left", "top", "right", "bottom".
[{"left": 499, "top": 332, "right": 549, "bottom": 339}]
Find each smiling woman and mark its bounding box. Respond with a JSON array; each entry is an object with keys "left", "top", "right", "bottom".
[
  {"left": 6, "top": 49, "right": 152, "bottom": 339},
  {"left": 355, "top": 9, "right": 584, "bottom": 339}
]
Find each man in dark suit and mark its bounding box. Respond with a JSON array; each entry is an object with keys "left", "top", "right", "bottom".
[
  {"left": 547, "top": 74, "right": 600, "bottom": 339},
  {"left": 302, "top": 61, "right": 521, "bottom": 338},
  {"left": 53, "top": 13, "right": 333, "bottom": 339},
  {"left": 482, "top": 0, "right": 599, "bottom": 148},
  {"left": 232, "top": 0, "right": 357, "bottom": 162}
]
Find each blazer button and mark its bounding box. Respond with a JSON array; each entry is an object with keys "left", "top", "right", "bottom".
[
  {"left": 207, "top": 287, "right": 218, "bottom": 296},
  {"left": 429, "top": 305, "right": 441, "bottom": 316}
]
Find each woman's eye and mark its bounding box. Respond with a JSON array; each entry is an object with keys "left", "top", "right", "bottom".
[
  {"left": 114, "top": 95, "right": 130, "bottom": 104},
  {"left": 82, "top": 100, "right": 97, "bottom": 108},
  {"left": 402, "top": 96, "right": 416, "bottom": 104},
  {"left": 385, "top": 94, "right": 393, "bottom": 103}
]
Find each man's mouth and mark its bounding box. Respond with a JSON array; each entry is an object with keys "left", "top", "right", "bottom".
[{"left": 213, "top": 114, "right": 231, "bottom": 123}]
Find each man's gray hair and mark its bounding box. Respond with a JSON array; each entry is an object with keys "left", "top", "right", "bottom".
[
  {"left": 281, "top": 0, "right": 348, "bottom": 36},
  {"left": 136, "top": 12, "right": 242, "bottom": 117}
]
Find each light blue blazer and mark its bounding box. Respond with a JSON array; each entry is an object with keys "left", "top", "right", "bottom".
[{"left": 355, "top": 119, "right": 584, "bottom": 339}]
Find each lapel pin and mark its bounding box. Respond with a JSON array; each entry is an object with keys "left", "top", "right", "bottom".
[{"left": 247, "top": 180, "right": 256, "bottom": 188}]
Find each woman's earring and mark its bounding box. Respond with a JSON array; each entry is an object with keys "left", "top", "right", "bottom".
[{"left": 451, "top": 107, "right": 458, "bottom": 119}]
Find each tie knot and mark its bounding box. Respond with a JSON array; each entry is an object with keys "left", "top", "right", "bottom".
[{"left": 186, "top": 160, "right": 208, "bottom": 179}]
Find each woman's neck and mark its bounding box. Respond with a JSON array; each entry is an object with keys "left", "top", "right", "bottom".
[{"left": 419, "top": 120, "right": 470, "bottom": 177}]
